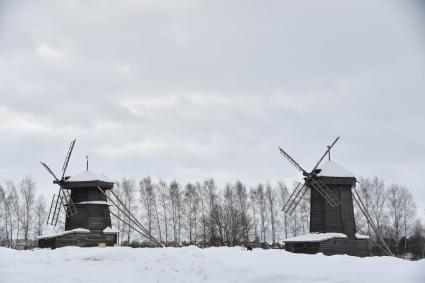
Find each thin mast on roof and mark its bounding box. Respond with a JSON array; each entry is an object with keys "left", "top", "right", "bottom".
[{"left": 86, "top": 155, "right": 89, "bottom": 171}]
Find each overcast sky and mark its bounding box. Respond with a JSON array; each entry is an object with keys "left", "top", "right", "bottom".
[{"left": 0, "top": 0, "right": 424, "bottom": 217}]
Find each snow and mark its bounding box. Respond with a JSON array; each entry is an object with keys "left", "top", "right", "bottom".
[
  {"left": 356, "top": 233, "right": 371, "bottom": 239},
  {"left": 317, "top": 161, "right": 355, "bottom": 178},
  {"left": 283, "top": 233, "right": 347, "bottom": 242},
  {"left": 75, "top": 201, "right": 112, "bottom": 205},
  {"left": 37, "top": 228, "right": 90, "bottom": 239},
  {"left": 67, "top": 170, "right": 110, "bottom": 182},
  {"left": 0, "top": 246, "right": 423, "bottom": 283},
  {"left": 103, "top": 227, "right": 120, "bottom": 234}
]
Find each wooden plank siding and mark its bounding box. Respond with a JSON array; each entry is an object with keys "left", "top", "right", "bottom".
[
  {"left": 39, "top": 232, "right": 118, "bottom": 249},
  {"left": 285, "top": 238, "right": 369, "bottom": 257},
  {"left": 38, "top": 180, "right": 117, "bottom": 248},
  {"left": 309, "top": 176, "right": 357, "bottom": 238},
  {"left": 65, "top": 203, "right": 112, "bottom": 231},
  {"left": 286, "top": 175, "right": 370, "bottom": 257}
]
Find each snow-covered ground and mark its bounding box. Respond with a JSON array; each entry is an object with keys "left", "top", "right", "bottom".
[{"left": 0, "top": 246, "right": 424, "bottom": 283}]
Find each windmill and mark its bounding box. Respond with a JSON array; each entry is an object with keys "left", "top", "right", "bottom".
[
  {"left": 279, "top": 137, "right": 393, "bottom": 256},
  {"left": 41, "top": 139, "right": 78, "bottom": 226},
  {"left": 38, "top": 139, "right": 163, "bottom": 248}
]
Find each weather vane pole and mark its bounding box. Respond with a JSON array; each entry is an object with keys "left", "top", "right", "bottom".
[{"left": 86, "top": 155, "right": 89, "bottom": 171}]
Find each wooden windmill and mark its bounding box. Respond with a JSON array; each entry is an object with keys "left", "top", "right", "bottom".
[
  {"left": 38, "top": 140, "right": 162, "bottom": 249},
  {"left": 279, "top": 137, "right": 393, "bottom": 256}
]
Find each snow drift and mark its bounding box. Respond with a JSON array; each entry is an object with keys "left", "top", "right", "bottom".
[{"left": 0, "top": 246, "right": 423, "bottom": 283}]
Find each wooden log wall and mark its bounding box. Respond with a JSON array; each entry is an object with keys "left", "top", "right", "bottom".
[
  {"left": 38, "top": 232, "right": 118, "bottom": 249},
  {"left": 65, "top": 204, "right": 112, "bottom": 231}
]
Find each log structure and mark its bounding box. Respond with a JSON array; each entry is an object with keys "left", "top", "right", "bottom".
[
  {"left": 284, "top": 162, "right": 369, "bottom": 257},
  {"left": 38, "top": 140, "right": 162, "bottom": 249},
  {"left": 279, "top": 137, "right": 371, "bottom": 257},
  {"left": 38, "top": 171, "right": 119, "bottom": 249}
]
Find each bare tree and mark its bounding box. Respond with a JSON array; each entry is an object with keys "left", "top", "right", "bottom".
[
  {"left": 277, "top": 181, "right": 289, "bottom": 239},
  {"left": 151, "top": 181, "right": 162, "bottom": 243},
  {"left": 298, "top": 189, "right": 310, "bottom": 234},
  {"left": 204, "top": 178, "right": 218, "bottom": 244},
  {"left": 158, "top": 179, "right": 169, "bottom": 244},
  {"left": 184, "top": 183, "right": 199, "bottom": 244},
  {"left": 111, "top": 182, "right": 125, "bottom": 243},
  {"left": 400, "top": 188, "right": 416, "bottom": 253},
  {"left": 197, "top": 182, "right": 208, "bottom": 244},
  {"left": 19, "top": 177, "right": 36, "bottom": 249},
  {"left": 266, "top": 183, "right": 277, "bottom": 244},
  {"left": 235, "top": 181, "right": 249, "bottom": 244},
  {"left": 286, "top": 182, "right": 304, "bottom": 237},
  {"left": 169, "top": 180, "right": 181, "bottom": 242},
  {"left": 387, "top": 184, "right": 404, "bottom": 254},
  {"left": 139, "top": 176, "right": 154, "bottom": 236},
  {"left": 119, "top": 178, "right": 136, "bottom": 244},
  {"left": 356, "top": 177, "right": 387, "bottom": 244},
  {"left": 34, "top": 195, "right": 47, "bottom": 237},
  {"left": 370, "top": 177, "right": 387, "bottom": 237},
  {"left": 257, "top": 184, "right": 268, "bottom": 243},
  {"left": 0, "top": 184, "right": 13, "bottom": 247},
  {"left": 249, "top": 187, "right": 259, "bottom": 243},
  {"left": 356, "top": 177, "right": 373, "bottom": 234},
  {"left": 222, "top": 183, "right": 244, "bottom": 245}
]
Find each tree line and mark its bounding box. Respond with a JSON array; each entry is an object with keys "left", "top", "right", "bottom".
[
  {"left": 0, "top": 176, "right": 424, "bottom": 258},
  {"left": 0, "top": 177, "right": 46, "bottom": 249}
]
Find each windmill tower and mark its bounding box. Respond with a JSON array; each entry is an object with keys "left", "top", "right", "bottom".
[
  {"left": 38, "top": 140, "right": 119, "bottom": 248},
  {"left": 279, "top": 137, "right": 371, "bottom": 256},
  {"left": 38, "top": 140, "right": 163, "bottom": 249}
]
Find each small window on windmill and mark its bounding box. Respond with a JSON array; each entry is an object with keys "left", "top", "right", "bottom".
[{"left": 332, "top": 239, "right": 336, "bottom": 244}]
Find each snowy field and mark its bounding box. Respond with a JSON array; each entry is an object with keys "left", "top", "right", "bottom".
[{"left": 0, "top": 246, "right": 424, "bottom": 283}]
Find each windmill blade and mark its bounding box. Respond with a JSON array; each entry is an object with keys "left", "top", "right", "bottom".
[
  {"left": 352, "top": 186, "right": 394, "bottom": 256},
  {"left": 310, "top": 136, "right": 340, "bottom": 174},
  {"left": 283, "top": 182, "right": 308, "bottom": 215},
  {"left": 287, "top": 186, "right": 309, "bottom": 216},
  {"left": 40, "top": 162, "right": 60, "bottom": 182},
  {"left": 61, "top": 139, "right": 76, "bottom": 180},
  {"left": 309, "top": 177, "right": 340, "bottom": 207},
  {"left": 278, "top": 147, "right": 308, "bottom": 175},
  {"left": 282, "top": 182, "right": 302, "bottom": 211}
]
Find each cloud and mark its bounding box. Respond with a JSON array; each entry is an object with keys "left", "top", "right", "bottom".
[
  {"left": 36, "top": 43, "right": 69, "bottom": 61},
  {"left": 0, "top": 0, "right": 424, "bottom": 217}
]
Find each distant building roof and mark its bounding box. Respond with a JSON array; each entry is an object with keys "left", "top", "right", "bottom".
[
  {"left": 67, "top": 170, "right": 110, "bottom": 183},
  {"left": 103, "top": 227, "right": 120, "bottom": 234},
  {"left": 355, "top": 233, "right": 370, "bottom": 239},
  {"left": 317, "top": 161, "right": 355, "bottom": 178},
  {"left": 37, "top": 228, "right": 90, "bottom": 239},
  {"left": 283, "top": 233, "right": 347, "bottom": 242}
]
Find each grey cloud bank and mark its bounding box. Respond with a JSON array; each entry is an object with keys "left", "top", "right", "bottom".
[{"left": 0, "top": 0, "right": 424, "bottom": 217}]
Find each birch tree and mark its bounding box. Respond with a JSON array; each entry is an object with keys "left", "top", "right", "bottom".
[
  {"left": 235, "top": 181, "right": 249, "bottom": 244},
  {"left": 19, "top": 177, "right": 36, "bottom": 249},
  {"left": 400, "top": 188, "right": 416, "bottom": 253},
  {"left": 34, "top": 195, "right": 47, "bottom": 237},
  {"left": 158, "top": 179, "right": 169, "bottom": 244},
  {"left": 277, "top": 181, "right": 289, "bottom": 239},
  {"left": 119, "top": 178, "right": 136, "bottom": 244},
  {"left": 184, "top": 183, "right": 199, "bottom": 244},
  {"left": 169, "top": 180, "right": 181, "bottom": 242},
  {"left": 139, "top": 176, "right": 154, "bottom": 236},
  {"left": 387, "top": 184, "right": 404, "bottom": 254},
  {"left": 266, "top": 183, "right": 277, "bottom": 244}
]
